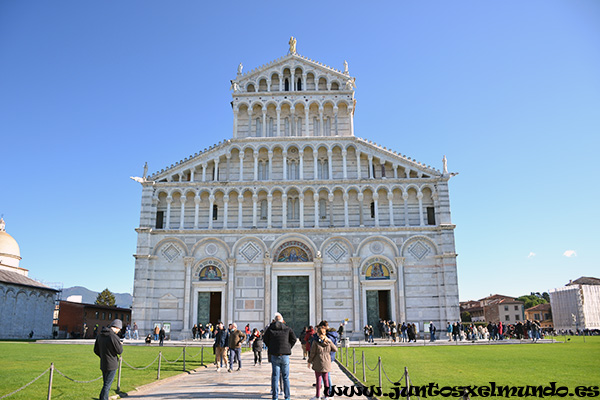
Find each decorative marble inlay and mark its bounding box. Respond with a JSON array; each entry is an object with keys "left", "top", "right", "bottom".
[
  {"left": 326, "top": 242, "right": 346, "bottom": 262},
  {"left": 162, "top": 244, "right": 182, "bottom": 262},
  {"left": 240, "top": 242, "right": 261, "bottom": 263},
  {"left": 408, "top": 241, "right": 429, "bottom": 260},
  {"left": 205, "top": 243, "right": 218, "bottom": 256},
  {"left": 369, "top": 241, "right": 384, "bottom": 254}
]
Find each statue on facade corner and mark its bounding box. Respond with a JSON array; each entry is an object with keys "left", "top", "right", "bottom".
[
  {"left": 442, "top": 155, "right": 448, "bottom": 175},
  {"left": 143, "top": 162, "right": 148, "bottom": 179},
  {"left": 343, "top": 60, "right": 349, "bottom": 74},
  {"left": 345, "top": 77, "right": 356, "bottom": 90},
  {"left": 237, "top": 62, "right": 243, "bottom": 75},
  {"left": 230, "top": 80, "right": 239, "bottom": 92},
  {"left": 288, "top": 36, "right": 297, "bottom": 54}
]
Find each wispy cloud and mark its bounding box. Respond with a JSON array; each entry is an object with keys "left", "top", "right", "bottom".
[
  {"left": 528, "top": 252, "right": 536, "bottom": 258},
  {"left": 563, "top": 250, "right": 577, "bottom": 258}
]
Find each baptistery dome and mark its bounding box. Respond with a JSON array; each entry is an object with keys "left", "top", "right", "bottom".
[{"left": 0, "top": 218, "right": 22, "bottom": 270}]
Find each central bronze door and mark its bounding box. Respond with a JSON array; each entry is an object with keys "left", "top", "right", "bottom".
[{"left": 277, "top": 276, "right": 309, "bottom": 337}]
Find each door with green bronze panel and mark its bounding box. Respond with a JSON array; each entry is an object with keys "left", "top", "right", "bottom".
[
  {"left": 277, "top": 276, "right": 309, "bottom": 337},
  {"left": 366, "top": 290, "right": 380, "bottom": 329},
  {"left": 197, "top": 292, "right": 210, "bottom": 325}
]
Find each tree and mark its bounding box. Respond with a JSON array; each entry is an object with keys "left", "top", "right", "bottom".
[
  {"left": 516, "top": 292, "right": 548, "bottom": 309},
  {"left": 461, "top": 311, "right": 472, "bottom": 322},
  {"left": 95, "top": 288, "right": 116, "bottom": 307}
]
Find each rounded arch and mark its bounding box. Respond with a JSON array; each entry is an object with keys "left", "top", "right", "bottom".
[
  {"left": 405, "top": 183, "right": 421, "bottom": 193},
  {"left": 420, "top": 183, "right": 437, "bottom": 195},
  {"left": 270, "top": 233, "right": 317, "bottom": 260},
  {"left": 356, "top": 235, "right": 400, "bottom": 258},
  {"left": 269, "top": 185, "right": 285, "bottom": 195},
  {"left": 279, "top": 99, "right": 293, "bottom": 109},
  {"left": 336, "top": 99, "right": 352, "bottom": 108},
  {"left": 193, "top": 257, "right": 228, "bottom": 279},
  {"left": 183, "top": 188, "right": 197, "bottom": 197},
  {"left": 320, "top": 236, "right": 355, "bottom": 258},
  {"left": 152, "top": 237, "right": 189, "bottom": 257},
  {"left": 307, "top": 99, "right": 321, "bottom": 109},
  {"left": 264, "top": 100, "right": 278, "bottom": 108},
  {"left": 300, "top": 143, "right": 315, "bottom": 152},
  {"left": 229, "top": 144, "right": 243, "bottom": 152},
  {"left": 360, "top": 254, "right": 396, "bottom": 276},
  {"left": 241, "top": 144, "right": 256, "bottom": 153},
  {"left": 191, "top": 237, "right": 231, "bottom": 259},
  {"left": 400, "top": 235, "right": 440, "bottom": 257},
  {"left": 374, "top": 185, "right": 392, "bottom": 195},
  {"left": 234, "top": 101, "right": 250, "bottom": 111}
]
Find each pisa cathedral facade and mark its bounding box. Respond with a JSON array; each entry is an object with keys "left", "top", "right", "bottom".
[{"left": 132, "top": 42, "right": 460, "bottom": 338}]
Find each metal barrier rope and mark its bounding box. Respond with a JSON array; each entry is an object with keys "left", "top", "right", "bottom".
[
  {"left": 187, "top": 348, "right": 203, "bottom": 358},
  {"left": 122, "top": 354, "right": 161, "bottom": 370},
  {"left": 161, "top": 351, "right": 184, "bottom": 364},
  {"left": 0, "top": 367, "right": 50, "bottom": 400},
  {"left": 54, "top": 367, "right": 103, "bottom": 383}
]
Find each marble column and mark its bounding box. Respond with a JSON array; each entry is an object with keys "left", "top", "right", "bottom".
[
  {"left": 282, "top": 194, "right": 287, "bottom": 229},
  {"left": 253, "top": 153, "right": 259, "bottom": 181},
  {"left": 343, "top": 193, "right": 349, "bottom": 227},
  {"left": 238, "top": 195, "right": 244, "bottom": 228},
  {"left": 368, "top": 156, "right": 373, "bottom": 179},
  {"left": 393, "top": 164, "right": 398, "bottom": 179},
  {"left": 247, "top": 108, "right": 252, "bottom": 137},
  {"left": 349, "top": 106, "right": 354, "bottom": 136},
  {"left": 262, "top": 110, "right": 267, "bottom": 137},
  {"left": 327, "top": 150, "right": 333, "bottom": 180},
  {"left": 276, "top": 108, "right": 281, "bottom": 137},
  {"left": 357, "top": 193, "right": 364, "bottom": 227},
  {"left": 252, "top": 194, "right": 258, "bottom": 227},
  {"left": 356, "top": 151, "right": 362, "bottom": 179},
  {"left": 328, "top": 193, "right": 334, "bottom": 227},
  {"left": 227, "top": 258, "right": 236, "bottom": 324},
  {"left": 319, "top": 108, "right": 324, "bottom": 136},
  {"left": 194, "top": 195, "right": 200, "bottom": 229},
  {"left": 417, "top": 192, "right": 424, "bottom": 226},
  {"left": 403, "top": 192, "right": 409, "bottom": 226},
  {"left": 282, "top": 151, "right": 288, "bottom": 181},
  {"left": 263, "top": 254, "right": 273, "bottom": 327},
  {"left": 299, "top": 193, "right": 305, "bottom": 228},
  {"left": 183, "top": 257, "right": 195, "bottom": 333},
  {"left": 314, "top": 193, "right": 320, "bottom": 228},
  {"left": 314, "top": 255, "right": 323, "bottom": 323},
  {"left": 268, "top": 151, "right": 273, "bottom": 180},
  {"left": 214, "top": 159, "right": 219, "bottom": 182},
  {"left": 350, "top": 257, "right": 362, "bottom": 331},
  {"left": 179, "top": 197, "right": 186, "bottom": 230},
  {"left": 190, "top": 169, "right": 195, "bottom": 182},
  {"left": 304, "top": 109, "right": 309, "bottom": 136},
  {"left": 342, "top": 150, "right": 348, "bottom": 179},
  {"left": 394, "top": 257, "right": 407, "bottom": 323},
  {"left": 223, "top": 195, "right": 229, "bottom": 229},
  {"left": 299, "top": 150, "right": 304, "bottom": 180},
  {"left": 166, "top": 196, "right": 172, "bottom": 229},
  {"left": 202, "top": 164, "right": 207, "bottom": 182},
  {"left": 267, "top": 194, "right": 273, "bottom": 229},
  {"left": 239, "top": 152, "right": 244, "bottom": 182},
  {"left": 334, "top": 106, "right": 339, "bottom": 136},
  {"left": 313, "top": 152, "right": 319, "bottom": 181},
  {"left": 232, "top": 110, "right": 238, "bottom": 138},
  {"left": 373, "top": 193, "right": 380, "bottom": 227},
  {"left": 208, "top": 195, "right": 215, "bottom": 229}
]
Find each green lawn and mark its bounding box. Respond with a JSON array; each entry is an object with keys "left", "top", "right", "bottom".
[
  {"left": 337, "top": 337, "right": 600, "bottom": 399},
  {"left": 0, "top": 342, "right": 215, "bottom": 400}
]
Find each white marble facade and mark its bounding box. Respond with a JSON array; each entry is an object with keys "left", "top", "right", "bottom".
[{"left": 132, "top": 43, "right": 460, "bottom": 338}]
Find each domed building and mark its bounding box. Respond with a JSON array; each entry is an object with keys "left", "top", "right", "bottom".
[
  {"left": 132, "top": 40, "right": 460, "bottom": 339},
  {"left": 0, "top": 218, "right": 59, "bottom": 339}
]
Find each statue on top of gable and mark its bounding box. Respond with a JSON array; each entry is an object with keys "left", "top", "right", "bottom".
[
  {"left": 237, "top": 62, "right": 243, "bottom": 75},
  {"left": 343, "top": 60, "right": 349, "bottom": 74},
  {"left": 289, "top": 36, "right": 297, "bottom": 54}
]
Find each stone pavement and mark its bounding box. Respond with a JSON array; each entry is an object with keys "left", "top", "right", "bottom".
[{"left": 125, "top": 344, "right": 367, "bottom": 400}]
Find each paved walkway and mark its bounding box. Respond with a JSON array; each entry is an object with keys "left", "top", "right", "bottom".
[{"left": 125, "top": 344, "right": 366, "bottom": 400}]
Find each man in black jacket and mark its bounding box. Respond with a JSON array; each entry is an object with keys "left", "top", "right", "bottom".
[
  {"left": 94, "top": 319, "right": 123, "bottom": 400},
  {"left": 263, "top": 312, "right": 297, "bottom": 400}
]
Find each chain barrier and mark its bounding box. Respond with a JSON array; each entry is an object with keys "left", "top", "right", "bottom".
[
  {"left": 364, "top": 357, "right": 380, "bottom": 371},
  {"left": 54, "top": 368, "right": 103, "bottom": 383},
  {"left": 161, "top": 351, "right": 184, "bottom": 364},
  {"left": 380, "top": 362, "right": 404, "bottom": 385},
  {"left": 187, "top": 348, "right": 203, "bottom": 358},
  {"left": 0, "top": 367, "right": 50, "bottom": 400},
  {"left": 122, "top": 354, "right": 161, "bottom": 370}
]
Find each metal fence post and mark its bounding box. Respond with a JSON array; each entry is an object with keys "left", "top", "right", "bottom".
[
  {"left": 200, "top": 346, "right": 204, "bottom": 366},
  {"left": 183, "top": 347, "right": 186, "bottom": 371},
  {"left": 47, "top": 363, "right": 54, "bottom": 400},
  {"left": 405, "top": 367, "right": 409, "bottom": 400},
  {"left": 157, "top": 352, "right": 162, "bottom": 380},
  {"left": 378, "top": 357, "right": 382, "bottom": 390},
  {"left": 117, "top": 356, "right": 122, "bottom": 391},
  {"left": 362, "top": 351, "right": 366, "bottom": 383},
  {"left": 345, "top": 346, "right": 348, "bottom": 368},
  {"left": 352, "top": 348, "right": 356, "bottom": 374}
]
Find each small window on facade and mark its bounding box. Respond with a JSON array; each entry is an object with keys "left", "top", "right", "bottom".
[
  {"left": 156, "top": 211, "right": 164, "bottom": 229},
  {"left": 381, "top": 164, "right": 386, "bottom": 178},
  {"left": 372, "top": 164, "right": 376, "bottom": 178},
  {"left": 284, "top": 78, "right": 290, "bottom": 91},
  {"left": 95, "top": 311, "right": 99, "bottom": 319},
  {"left": 126, "top": 314, "right": 130, "bottom": 322},
  {"left": 108, "top": 313, "right": 112, "bottom": 320},
  {"left": 297, "top": 78, "right": 302, "bottom": 91},
  {"left": 427, "top": 207, "right": 436, "bottom": 225},
  {"left": 514, "top": 305, "right": 519, "bottom": 310},
  {"left": 515, "top": 315, "right": 520, "bottom": 321},
  {"left": 534, "top": 313, "right": 540, "bottom": 320},
  {"left": 504, "top": 305, "right": 509, "bottom": 311},
  {"left": 102, "top": 312, "right": 106, "bottom": 320},
  {"left": 370, "top": 202, "right": 375, "bottom": 218},
  {"left": 544, "top": 313, "right": 550, "bottom": 320},
  {"left": 213, "top": 204, "right": 218, "bottom": 220},
  {"left": 505, "top": 315, "right": 509, "bottom": 321}
]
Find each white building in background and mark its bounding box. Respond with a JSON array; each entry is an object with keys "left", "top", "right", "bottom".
[
  {"left": 132, "top": 39, "right": 460, "bottom": 338},
  {"left": 549, "top": 277, "right": 600, "bottom": 331},
  {"left": 0, "top": 218, "right": 59, "bottom": 339}
]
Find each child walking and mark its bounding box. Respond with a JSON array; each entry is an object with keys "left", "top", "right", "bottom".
[
  {"left": 307, "top": 324, "right": 338, "bottom": 400},
  {"left": 251, "top": 328, "right": 263, "bottom": 365}
]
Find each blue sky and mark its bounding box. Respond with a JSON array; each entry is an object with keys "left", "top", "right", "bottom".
[{"left": 1, "top": 1, "right": 598, "bottom": 301}]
